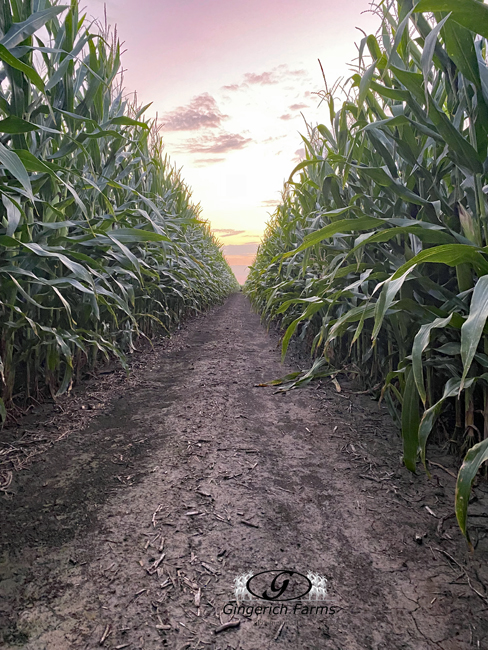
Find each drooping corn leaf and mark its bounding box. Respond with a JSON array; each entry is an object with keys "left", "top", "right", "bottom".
[{"left": 456, "top": 438, "right": 488, "bottom": 545}]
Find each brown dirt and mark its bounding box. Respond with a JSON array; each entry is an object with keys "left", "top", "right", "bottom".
[{"left": 1, "top": 292, "right": 487, "bottom": 650}]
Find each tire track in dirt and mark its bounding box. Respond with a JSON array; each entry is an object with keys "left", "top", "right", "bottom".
[{"left": 1, "top": 293, "right": 487, "bottom": 649}]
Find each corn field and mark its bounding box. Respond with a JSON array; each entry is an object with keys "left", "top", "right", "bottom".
[
  {"left": 0, "top": 1, "right": 238, "bottom": 422},
  {"left": 245, "top": 0, "right": 488, "bottom": 543}
]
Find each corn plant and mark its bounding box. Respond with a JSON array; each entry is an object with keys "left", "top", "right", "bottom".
[
  {"left": 246, "top": 0, "right": 488, "bottom": 544},
  {"left": 0, "top": 0, "right": 238, "bottom": 422}
]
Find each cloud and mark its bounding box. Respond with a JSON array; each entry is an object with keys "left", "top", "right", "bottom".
[
  {"left": 243, "top": 71, "right": 278, "bottom": 85},
  {"left": 280, "top": 114, "right": 293, "bottom": 121},
  {"left": 261, "top": 199, "right": 281, "bottom": 207},
  {"left": 283, "top": 66, "right": 308, "bottom": 78},
  {"left": 194, "top": 157, "right": 226, "bottom": 166},
  {"left": 223, "top": 243, "right": 259, "bottom": 256},
  {"left": 213, "top": 229, "right": 245, "bottom": 237},
  {"left": 180, "top": 132, "right": 253, "bottom": 155},
  {"left": 289, "top": 103, "right": 308, "bottom": 110},
  {"left": 159, "top": 93, "right": 228, "bottom": 131},
  {"left": 222, "top": 65, "right": 311, "bottom": 93}
]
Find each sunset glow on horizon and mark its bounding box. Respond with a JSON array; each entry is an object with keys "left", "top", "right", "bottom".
[{"left": 81, "top": 0, "right": 381, "bottom": 283}]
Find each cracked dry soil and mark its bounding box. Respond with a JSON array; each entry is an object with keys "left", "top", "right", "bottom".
[{"left": 1, "top": 292, "right": 488, "bottom": 650}]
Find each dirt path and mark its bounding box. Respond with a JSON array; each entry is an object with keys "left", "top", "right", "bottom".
[{"left": 1, "top": 293, "right": 487, "bottom": 650}]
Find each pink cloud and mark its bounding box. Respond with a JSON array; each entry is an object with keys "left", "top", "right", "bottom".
[
  {"left": 159, "top": 93, "right": 227, "bottom": 131},
  {"left": 222, "top": 65, "right": 311, "bottom": 92},
  {"left": 243, "top": 71, "right": 278, "bottom": 85},
  {"left": 213, "top": 229, "right": 246, "bottom": 237},
  {"left": 194, "top": 157, "right": 226, "bottom": 166},
  {"left": 178, "top": 132, "right": 253, "bottom": 155}
]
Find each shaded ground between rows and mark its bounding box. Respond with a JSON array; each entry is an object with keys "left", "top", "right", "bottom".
[{"left": 1, "top": 292, "right": 487, "bottom": 650}]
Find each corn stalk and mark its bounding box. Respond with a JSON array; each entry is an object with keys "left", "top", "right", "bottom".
[
  {"left": 245, "top": 0, "right": 488, "bottom": 544},
  {"left": 0, "top": 0, "right": 238, "bottom": 419}
]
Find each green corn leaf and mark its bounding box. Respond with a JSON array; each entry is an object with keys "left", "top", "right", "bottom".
[
  {"left": 0, "top": 43, "right": 45, "bottom": 92},
  {"left": 281, "top": 301, "right": 325, "bottom": 361},
  {"left": 362, "top": 115, "right": 409, "bottom": 132},
  {"left": 100, "top": 228, "right": 170, "bottom": 244},
  {"left": 391, "top": 245, "right": 488, "bottom": 280},
  {"left": 282, "top": 215, "right": 383, "bottom": 259},
  {"left": 372, "top": 268, "right": 415, "bottom": 342},
  {"left": 326, "top": 303, "right": 376, "bottom": 344},
  {"left": 19, "top": 242, "right": 93, "bottom": 284},
  {"left": 358, "top": 62, "right": 376, "bottom": 108},
  {"left": 105, "top": 116, "right": 149, "bottom": 130},
  {"left": 418, "top": 377, "right": 464, "bottom": 467},
  {"left": 0, "top": 116, "right": 40, "bottom": 134},
  {"left": 349, "top": 226, "right": 455, "bottom": 257},
  {"left": 0, "top": 6, "right": 68, "bottom": 49},
  {"left": 441, "top": 16, "right": 480, "bottom": 86},
  {"left": 460, "top": 274, "right": 488, "bottom": 388},
  {"left": 456, "top": 438, "right": 488, "bottom": 545},
  {"left": 0, "top": 143, "right": 34, "bottom": 202},
  {"left": 276, "top": 296, "right": 322, "bottom": 315},
  {"left": 421, "top": 14, "right": 451, "bottom": 94},
  {"left": 15, "top": 149, "right": 88, "bottom": 215},
  {"left": 56, "top": 361, "right": 73, "bottom": 397},
  {"left": 106, "top": 233, "right": 141, "bottom": 275},
  {"left": 412, "top": 315, "right": 453, "bottom": 406},
  {"left": 7, "top": 273, "right": 54, "bottom": 310},
  {"left": 367, "top": 34, "right": 382, "bottom": 61},
  {"left": 402, "top": 366, "right": 421, "bottom": 472},
  {"left": 370, "top": 81, "right": 410, "bottom": 102},
  {"left": 427, "top": 98, "right": 483, "bottom": 173},
  {"left": 14, "top": 149, "right": 60, "bottom": 174},
  {"left": 389, "top": 66, "right": 425, "bottom": 103},
  {"left": 2, "top": 194, "right": 22, "bottom": 237},
  {"left": 353, "top": 165, "right": 428, "bottom": 205},
  {"left": 287, "top": 158, "right": 324, "bottom": 183},
  {"left": 414, "top": 0, "right": 488, "bottom": 40},
  {"left": 45, "top": 32, "right": 88, "bottom": 91},
  {"left": 317, "top": 124, "right": 337, "bottom": 148},
  {"left": 390, "top": 6, "right": 415, "bottom": 63}
]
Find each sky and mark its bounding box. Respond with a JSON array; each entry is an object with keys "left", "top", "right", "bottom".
[{"left": 81, "top": 0, "right": 380, "bottom": 283}]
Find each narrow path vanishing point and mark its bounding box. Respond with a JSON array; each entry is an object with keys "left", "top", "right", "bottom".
[{"left": 1, "top": 293, "right": 487, "bottom": 650}]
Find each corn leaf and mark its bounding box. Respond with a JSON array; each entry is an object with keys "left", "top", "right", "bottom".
[
  {"left": 460, "top": 274, "right": 488, "bottom": 388},
  {"left": 456, "top": 438, "right": 488, "bottom": 544},
  {"left": 402, "top": 367, "right": 421, "bottom": 472},
  {"left": 414, "top": 0, "right": 488, "bottom": 39}
]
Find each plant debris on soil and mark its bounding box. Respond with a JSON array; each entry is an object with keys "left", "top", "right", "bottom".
[{"left": 0, "top": 293, "right": 487, "bottom": 650}]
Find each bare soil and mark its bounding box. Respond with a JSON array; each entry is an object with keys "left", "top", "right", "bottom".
[{"left": 1, "top": 292, "right": 487, "bottom": 650}]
